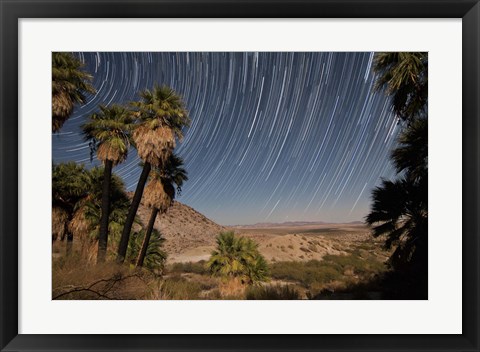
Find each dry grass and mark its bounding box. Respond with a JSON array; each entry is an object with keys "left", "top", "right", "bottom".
[
  {"left": 245, "top": 284, "right": 301, "bottom": 300},
  {"left": 218, "top": 277, "right": 246, "bottom": 299},
  {"left": 157, "top": 275, "right": 203, "bottom": 300},
  {"left": 68, "top": 208, "right": 98, "bottom": 262},
  {"left": 52, "top": 255, "right": 159, "bottom": 300}
]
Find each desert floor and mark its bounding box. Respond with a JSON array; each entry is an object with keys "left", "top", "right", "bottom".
[{"left": 168, "top": 223, "right": 388, "bottom": 264}]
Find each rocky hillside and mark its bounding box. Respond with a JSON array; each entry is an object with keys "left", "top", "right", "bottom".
[{"left": 135, "top": 200, "right": 228, "bottom": 262}]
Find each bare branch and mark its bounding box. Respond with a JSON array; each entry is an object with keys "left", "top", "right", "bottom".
[{"left": 53, "top": 273, "right": 141, "bottom": 300}]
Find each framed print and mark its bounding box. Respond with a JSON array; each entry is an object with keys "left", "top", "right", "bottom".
[{"left": 1, "top": 0, "right": 479, "bottom": 351}]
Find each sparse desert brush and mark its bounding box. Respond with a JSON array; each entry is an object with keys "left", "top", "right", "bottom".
[
  {"left": 270, "top": 260, "right": 342, "bottom": 287},
  {"left": 308, "top": 244, "right": 318, "bottom": 252},
  {"left": 310, "top": 274, "right": 390, "bottom": 300},
  {"left": 355, "top": 243, "right": 376, "bottom": 251},
  {"left": 245, "top": 284, "right": 300, "bottom": 300},
  {"left": 270, "top": 253, "right": 387, "bottom": 292},
  {"left": 168, "top": 261, "right": 208, "bottom": 275},
  {"left": 323, "top": 253, "right": 386, "bottom": 275},
  {"left": 306, "top": 278, "right": 356, "bottom": 299}
]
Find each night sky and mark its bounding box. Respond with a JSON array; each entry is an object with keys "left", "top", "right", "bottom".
[{"left": 52, "top": 52, "right": 400, "bottom": 226}]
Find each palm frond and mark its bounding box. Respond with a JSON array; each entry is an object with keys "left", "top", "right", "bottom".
[
  {"left": 372, "top": 52, "right": 427, "bottom": 121},
  {"left": 52, "top": 52, "right": 96, "bottom": 132},
  {"left": 130, "top": 85, "right": 190, "bottom": 165},
  {"left": 82, "top": 104, "right": 135, "bottom": 165}
]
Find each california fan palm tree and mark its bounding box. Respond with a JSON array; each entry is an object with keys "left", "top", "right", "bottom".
[
  {"left": 207, "top": 232, "right": 269, "bottom": 285},
  {"left": 366, "top": 53, "right": 428, "bottom": 296},
  {"left": 365, "top": 177, "right": 427, "bottom": 273},
  {"left": 52, "top": 162, "right": 90, "bottom": 255},
  {"left": 117, "top": 85, "right": 190, "bottom": 263},
  {"left": 136, "top": 154, "right": 188, "bottom": 267},
  {"left": 52, "top": 52, "right": 96, "bottom": 132},
  {"left": 372, "top": 52, "right": 428, "bottom": 122},
  {"left": 391, "top": 117, "right": 427, "bottom": 183},
  {"left": 82, "top": 104, "right": 134, "bottom": 263},
  {"left": 69, "top": 167, "right": 131, "bottom": 262},
  {"left": 367, "top": 117, "right": 428, "bottom": 275}
]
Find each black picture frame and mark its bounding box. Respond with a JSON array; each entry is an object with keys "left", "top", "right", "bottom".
[{"left": 1, "top": 1, "right": 479, "bottom": 351}]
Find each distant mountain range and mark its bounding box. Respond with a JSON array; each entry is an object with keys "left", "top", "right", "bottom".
[{"left": 231, "top": 220, "right": 363, "bottom": 228}]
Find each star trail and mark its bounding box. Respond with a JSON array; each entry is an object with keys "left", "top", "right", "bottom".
[{"left": 52, "top": 52, "right": 400, "bottom": 225}]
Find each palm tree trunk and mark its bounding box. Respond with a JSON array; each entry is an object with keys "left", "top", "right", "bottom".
[
  {"left": 117, "top": 162, "right": 152, "bottom": 263},
  {"left": 66, "top": 232, "right": 73, "bottom": 257},
  {"left": 136, "top": 207, "right": 159, "bottom": 267},
  {"left": 97, "top": 159, "right": 113, "bottom": 263}
]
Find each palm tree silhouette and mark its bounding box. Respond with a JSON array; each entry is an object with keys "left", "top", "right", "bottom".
[
  {"left": 365, "top": 177, "right": 427, "bottom": 273},
  {"left": 117, "top": 85, "right": 190, "bottom": 263},
  {"left": 365, "top": 52, "right": 428, "bottom": 293},
  {"left": 391, "top": 117, "right": 427, "bottom": 182},
  {"left": 82, "top": 105, "right": 134, "bottom": 263},
  {"left": 372, "top": 52, "right": 427, "bottom": 122},
  {"left": 136, "top": 154, "right": 188, "bottom": 267},
  {"left": 52, "top": 52, "right": 96, "bottom": 132}
]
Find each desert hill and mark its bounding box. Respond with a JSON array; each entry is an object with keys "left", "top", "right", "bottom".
[{"left": 135, "top": 200, "right": 228, "bottom": 263}]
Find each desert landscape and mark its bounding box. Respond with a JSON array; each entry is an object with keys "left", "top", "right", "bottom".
[
  {"left": 143, "top": 200, "right": 381, "bottom": 264},
  {"left": 52, "top": 52, "right": 427, "bottom": 300}
]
